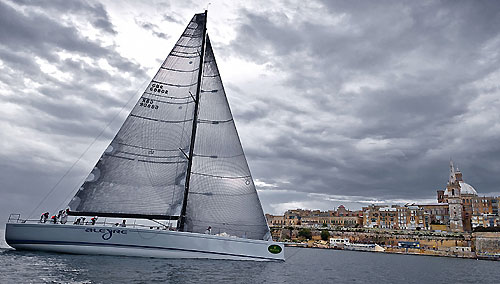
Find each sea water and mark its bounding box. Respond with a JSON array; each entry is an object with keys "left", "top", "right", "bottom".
[{"left": 0, "top": 246, "right": 498, "bottom": 283}]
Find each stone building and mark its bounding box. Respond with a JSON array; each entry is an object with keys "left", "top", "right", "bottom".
[
  {"left": 419, "top": 204, "right": 449, "bottom": 228},
  {"left": 265, "top": 214, "right": 285, "bottom": 226},
  {"left": 363, "top": 204, "right": 433, "bottom": 230},
  {"left": 266, "top": 206, "right": 362, "bottom": 228},
  {"left": 266, "top": 161, "right": 499, "bottom": 233},
  {"left": 437, "top": 161, "right": 478, "bottom": 231},
  {"left": 436, "top": 160, "right": 500, "bottom": 231},
  {"left": 471, "top": 197, "right": 500, "bottom": 228}
]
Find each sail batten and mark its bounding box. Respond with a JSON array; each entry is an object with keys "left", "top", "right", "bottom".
[
  {"left": 150, "top": 79, "right": 198, "bottom": 88},
  {"left": 169, "top": 53, "right": 200, "bottom": 59},
  {"left": 160, "top": 66, "right": 200, "bottom": 73},
  {"left": 130, "top": 114, "right": 194, "bottom": 123},
  {"left": 115, "top": 142, "right": 182, "bottom": 152},
  {"left": 174, "top": 43, "right": 202, "bottom": 49}
]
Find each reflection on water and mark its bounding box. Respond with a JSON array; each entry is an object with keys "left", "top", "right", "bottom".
[{"left": 1, "top": 247, "right": 499, "bottom": 283}]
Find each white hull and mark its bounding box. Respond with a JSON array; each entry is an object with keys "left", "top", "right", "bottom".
[{"left": 5, "top": 223, "right": 284, "bottom": 261}]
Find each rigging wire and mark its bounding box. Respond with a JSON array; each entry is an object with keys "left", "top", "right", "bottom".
[{"left": 28, "top": 79, "right": 149, "bottom": 219}]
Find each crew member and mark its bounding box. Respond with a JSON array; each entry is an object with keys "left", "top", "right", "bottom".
[
  {"left": 40, "top": 212, "right": 49, "bottom": 223},
  {"left": 60, "top": 209, "right": 68, "bottom": 224}
]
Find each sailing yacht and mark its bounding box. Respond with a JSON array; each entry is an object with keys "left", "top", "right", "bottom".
[{"left": 5, "top": 11, "right": 284, "bottom": 261}]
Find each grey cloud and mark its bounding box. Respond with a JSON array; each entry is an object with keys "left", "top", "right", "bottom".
[
  {"left": 163, "top": 14, "right": 184, "bottom": 25},
  {"left": 135, "top": 19, "right": 170, "bottom": 39},
  {"left": 0, "top": 1, "right": 145, "bottom": 75},
  {"left": 14, "top": 0, "right": 117, "bottom": 34},
  {"left": 0, "top": 1, "right": 108, "bottom": 60},
  {"left": 1, "top": 0, "right": 500, "bottom": 227},
  {"left": 0, "top": 0, "right": 148, "bottom": 211},
  {"left": 0, "top": 0, "right": 167, "bottom": 226},
  {"left": 228, "top": 0, "right": 500, "bottom": 202}
]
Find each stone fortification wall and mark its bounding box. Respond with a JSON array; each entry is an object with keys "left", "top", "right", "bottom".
[{"left": 473, "top": 232, "right": 500, "bottom": 255}]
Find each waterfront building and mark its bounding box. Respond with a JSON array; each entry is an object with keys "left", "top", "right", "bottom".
[
  {"left": 266, "top": 206, "right": 362, "bottom": 228},
  {"left": 438, "top": 161, "right": 477, "bottom": 231},
  {"left": 419, "top": 204, "right": 449, "bottom": 228},
  {"left": 436, "top": 160, "right": 500, "bottom": 231},
  {"left": 362, "top": 204, "right": 384, "bottom": 228},
  {"left": 405, "top": 205, "right": 426, "bottom": 230},
  {"left": 265, "top": 214, "right": 285, "bottom": 226},
  {"left": 329, "top": 238, "right": 350, "bottom": 247},
  {"left": 283, "top": 209, "right": 306, "bottom": 226},
  {"left": 266, "top": 161, "right": 499, "bottom": 233},
  {"left": 378, "top": 206, "right": 397, "bottom": 229},
  {"left": 471, "top": 197, "right": 500, "bottom": 228},
  {"left": 364, "top": 204, "right": 428, "bottom": 230}
]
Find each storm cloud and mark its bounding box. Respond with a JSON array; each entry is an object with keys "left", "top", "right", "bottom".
[
  {"left": 1, "top": 0, "right": 500, "bottom": 233},
  {"left": 224, "top": 0, "right": 500, "bottom": 206}
]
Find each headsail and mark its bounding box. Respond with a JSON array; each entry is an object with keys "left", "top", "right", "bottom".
[
  {"left": 184, "top": 36, "right": 271, "bottom": 240},
  {"left": 68, "top": 13, "right": 206, "bottom": 218}
]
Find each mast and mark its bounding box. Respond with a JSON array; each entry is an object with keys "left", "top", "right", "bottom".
[{"left": 178, "top": 10, "right": 207, "bottom": 231}]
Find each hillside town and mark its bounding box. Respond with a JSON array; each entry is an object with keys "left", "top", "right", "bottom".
[{"left": 265, "top": 161, "right": 500, "bottom": 260}]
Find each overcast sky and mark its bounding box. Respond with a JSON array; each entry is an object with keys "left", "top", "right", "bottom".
[{"left": 1, "top": 0, "right": 500, "bottom": 233}]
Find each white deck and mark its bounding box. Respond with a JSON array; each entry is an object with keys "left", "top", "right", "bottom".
[{"left": 5, "top": 222, "right": 284, "bottom": 261}]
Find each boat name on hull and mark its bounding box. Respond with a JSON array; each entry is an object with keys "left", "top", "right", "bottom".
[{"left": 85, "top": 228, "right": 127, "bottom": 240}]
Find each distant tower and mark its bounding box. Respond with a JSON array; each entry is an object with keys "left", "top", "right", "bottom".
[
  {"left": 437, "top": 189, "right": 445, "bottom": 203},
  {"left": 455, "top": 167, "right": 463, "bottom": 182},
  {"left": 449, "top": 160, "right": 456, "bottom": 184},
  {"left": 447, "top": 160, "right": 463, "bottom": 232}
]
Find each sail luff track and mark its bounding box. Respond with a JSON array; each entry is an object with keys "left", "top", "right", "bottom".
[{"left": 178, "top": 10, "right": 208, "bottom": 232}]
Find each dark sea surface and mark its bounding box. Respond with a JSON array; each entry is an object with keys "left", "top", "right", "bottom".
[{"left": 0, "top": 247, "right": 499, "bottom": 283}]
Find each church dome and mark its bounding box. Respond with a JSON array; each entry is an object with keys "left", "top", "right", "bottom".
[
  {"left": 444, "top": 181, "right": 478, "bottom": 196},
  {"left": 459, "top": 181, "right": 478, "bottom": 195}
]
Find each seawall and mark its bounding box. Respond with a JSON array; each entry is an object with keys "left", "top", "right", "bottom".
[{"left": 274, "top": 227, "right": 500, "bottom": 260}]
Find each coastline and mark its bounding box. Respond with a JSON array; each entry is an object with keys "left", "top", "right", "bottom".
[
  {"left": 285, "top": 243, "right": 500, "bottom": 261},
  {"left": 275, "top": 227, "right": 500, "bottom": 261}
]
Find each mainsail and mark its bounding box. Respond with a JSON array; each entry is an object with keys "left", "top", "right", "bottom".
[
  {"left": 68, "top": 12, "right": 271, "bottom": 240},
  {"left": 68, "top": 13, "right": 206, "bottom": 218}
]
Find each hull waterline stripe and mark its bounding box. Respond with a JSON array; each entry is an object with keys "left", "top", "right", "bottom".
[{"left": 7, "top": 239, "right": 282, "bottom": 261}]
